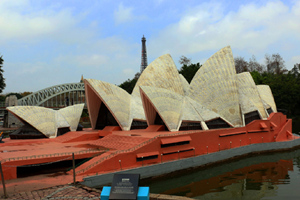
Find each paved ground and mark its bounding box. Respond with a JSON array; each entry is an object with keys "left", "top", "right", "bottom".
[
  {"left": 1, "top": 184, "right": 194, "bottom": 200},
  {"left": 1, "top": 184, "right": 100, "bottom": 200}
]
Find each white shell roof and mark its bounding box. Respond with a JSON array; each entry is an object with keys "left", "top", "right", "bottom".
[
  {"left": 179, "top": 74, "right": 190, "bottom": 96},
  {"left": 188, "top": 46, "right": 242, "bottom": 126},
  {"left": 84, "top": 79, "right": 132, "bottom": 131},
  {"left": 58, "top": 104, "right": 85, "bottom": 131},
  {"left": 237, "top": 72, "right": 267, "bottom": 118},
  {"left": 140, "top": 86, "right": 184, "bottom": 131},
  {"left": 6, "top": 104, "right": 84, "bottom": 138},
  {"left": 184, "top": 97, "right": 225, "bottom": 123},
  {"left": 257, "top": 85, "right": 277, "bottom": 112},
  {"left": 132, "top": 54, "right": 185, "bottom": 98},
  {"left": 83, "top": 46, "right": 277, "bottom": 132}
]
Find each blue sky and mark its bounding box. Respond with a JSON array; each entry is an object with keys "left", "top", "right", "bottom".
[{"left": 0, "top": 0, "right": 299, "bottom": 93}]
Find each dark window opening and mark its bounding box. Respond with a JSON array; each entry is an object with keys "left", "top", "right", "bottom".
[
  {"left": 136, "top": 155, "right": 158, "bottom": 162},
  {"left": 17, "top": 158, "right": 87, "bottom": 178},
  {"left": 206, "top": 118, "right": 231, "bottom": 129},
  {"left": 179, "top": 122, "right": 202, "bottom": 131},
  {"left": 163, "top": 148, "right": 193, "bottom": 155},
  {"left": 9, "top": 123, "right": 47, "bottom": 139},
  {"left": 130, "top": 120, "right": 148, "bottom": 130},
  {"left": 161, "top": 141, "right": 190, "bottom": 148},
  {"left": 154, "top": 113, "right": 167, "bottom": 130},
  {"left": 180, "top": 148, "right": 194, "bottom": 153},
  {"left": 267, "top": 108, "right": 273, "bottom": 115},
  {"left": 95, "top": 103, "right": 119, "bottom": 130},
  {"left": 57, "top": 127, "right": 70, "bottom": 136},
  {"left": 163, "top": 151, "right": 178, "bottom": 155},
  {"left": 244, "top": 111, "right": 261, "bottom": 125}
]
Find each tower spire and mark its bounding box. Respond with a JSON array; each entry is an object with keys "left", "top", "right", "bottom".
[{"left": 140, "top": 35, "right": 148, "bottom": 73}]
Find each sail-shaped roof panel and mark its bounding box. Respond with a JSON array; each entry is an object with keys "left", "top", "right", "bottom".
[
  {"left": 257, "top": 85, "right": 277, "bottom": 112},
  {"left": 181, "top": 97, "right": 204, "bottom": 122},
  {"left": 140, "top": 86, "right": 184, "bottom": 131},
  {"left": 132, "top": 54, "right": 185, "bottom": 98},
  {"left": 58, "top": 104, "right": 85, "bottom": 131},
  {"left": 188, "top": 46, "right": 242, "bottom": 126},
  {"left": 185, "top": 97, "right": 224, "bottom": 122},
  {"left": 237, "top": 72, "right": 267, "bottom": 118},
  {"left": 130, "top": 95, "right": 146, "bottom": 121},
  {"left": 84, "top": 79, "right": 132, "bottom": 130},
  {"left": 179, "top": 74, "right": 190, "bottom": 96},
  {"left": 7, "top": 106, "right": 58, "bottom": 138}
]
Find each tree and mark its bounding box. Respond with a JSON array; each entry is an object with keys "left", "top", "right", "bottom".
[
  {"left": 0, "top": 95, "right": 5, "bottom": 102},
  {"left": 234, "top": 56, "right": 248, "bottom": 73},
  {"left": 177, "top": 56, "right": 201, "bottom": 83},
  {"left": 290, "top": 63, "right": 300, "bottom": 78},
  {"left": 265, "top": 53, "right": 287, "bottom": 74},
  {"left": 5, "top": 93, "right": 23, "bottom": 99},
  {"left": 20, "top": 91, "right": 33, "bottom": 97},
  {"left": 179, "top": 56, "right": 191, "bottom": 66},
  {"left": 0, "top": 55, "right": 6, "bottom": 93},
  {"left": 248, "top": 55, "right": 264, "bottom": 73},
  {"left": 119, "top": 72, "right": 140, "bottom": 94},
  {"left": 179, "top": 63, "right": 201, "bottom": 83}
]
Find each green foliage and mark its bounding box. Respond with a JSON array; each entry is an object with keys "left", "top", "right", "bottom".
[
  {"left": 81, "top": 108, "right": 89, "bottom": 118},
  {"left": 179, "top": 63, "right": 201, "bottom": 83},
  {"left": 119, "top": 78, "right": 137, "bottom": 94},
  {"left": 0, "top": 95, "right": 5, "bottom": 102},
  {"left": 20, "top": 91, "right": 33, "bottom": 97},
  {"left": 5, "top": 93, "right": 23, "bottom": 99},
  {"left": 251, "top": 68, "right": 300, "bottom": 116},
  {"left": 119, "top": 72, "right": 140, "bottom": 94},
  {"left": 0, "top": 55, "right": 6, "bottom": 93},
  {"left": 250, "top": 71, "right": 262, "bottom": 84}
]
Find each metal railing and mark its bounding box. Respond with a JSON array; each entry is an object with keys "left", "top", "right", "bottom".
[{"left": 1, "top": 148, "right": 106, "bottom": 164}]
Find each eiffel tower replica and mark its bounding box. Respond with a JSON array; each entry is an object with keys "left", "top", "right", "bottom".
[{"left": 140, "top": 35, "right": 148, "bottom": 73}]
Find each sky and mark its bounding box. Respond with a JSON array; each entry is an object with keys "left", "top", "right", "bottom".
[{"left": 0, "top": 0, "right": 300, "bottom": 94}]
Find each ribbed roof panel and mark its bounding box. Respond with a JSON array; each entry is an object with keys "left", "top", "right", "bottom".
[
  {"left": 140, "top": 86, "right": 184, "bottom": 131},
  {"left": 132, "top": 54, "right": 185, "bottom": 98},
  {"left": 237, "top": 72, "right": 267, "bottom": 118},
  {"left": 257, "top": 85, "right": 277, "bottom": 112},
  {"left": 85, "top": 79, "right": 132, "bottom": 130},
  {"left": 189, "top": 46, "right": 242, "bottom": 126}
]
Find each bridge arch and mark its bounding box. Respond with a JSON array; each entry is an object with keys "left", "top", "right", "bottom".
[{"left": 17, "top": 83, "right": 85, "bottom": 107}]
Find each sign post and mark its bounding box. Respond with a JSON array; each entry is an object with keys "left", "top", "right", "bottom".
[
  {"left": 101, "top": 174, "right": 149, "bottom": 200},
  {"left": 109, "top": 174, "right": 140, "bottom": 200},
  {"left": 0, "top": 162, "right": 7, "bottom": 199}
]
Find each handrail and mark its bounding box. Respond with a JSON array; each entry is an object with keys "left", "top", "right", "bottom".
[
  {"left": 76, "top": 130, "right": 198, "bottom": 175},
  {"left": 1, "top": 148, "right": 106, "bottom": 163}
]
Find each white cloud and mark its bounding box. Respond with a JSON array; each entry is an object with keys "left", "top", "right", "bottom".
[
  {"left": 2, "top": 0, "right": 300, "bottom": 93},
  {"left": 149, "top": 1, "right": 300, "bottom": 59},
  {"left": 114, "top": 3, "right": 134, "bottom": 24},
  {"left": 0, "top": 1, "right": 91, "bottom": 44}
]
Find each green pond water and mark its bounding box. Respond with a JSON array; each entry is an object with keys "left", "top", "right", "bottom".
[{"left": 144, "top": 148, "right": 300, "bottom": 199}]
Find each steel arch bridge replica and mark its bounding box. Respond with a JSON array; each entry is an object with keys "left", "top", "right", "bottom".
[
  {"left": 1, "top": 46, "right": 299, "bottom": 187},
  {"left": 17, "top": 82, "right": 85, "bottom": 107}
]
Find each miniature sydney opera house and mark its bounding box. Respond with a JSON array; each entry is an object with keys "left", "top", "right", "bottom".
[{"left": 0, "top": 46, "right": 296, "bottom": 184}]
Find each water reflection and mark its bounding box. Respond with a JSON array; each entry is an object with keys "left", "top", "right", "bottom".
[{"left": 145, "top": 149, "right": 300, "bottom": 199}]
